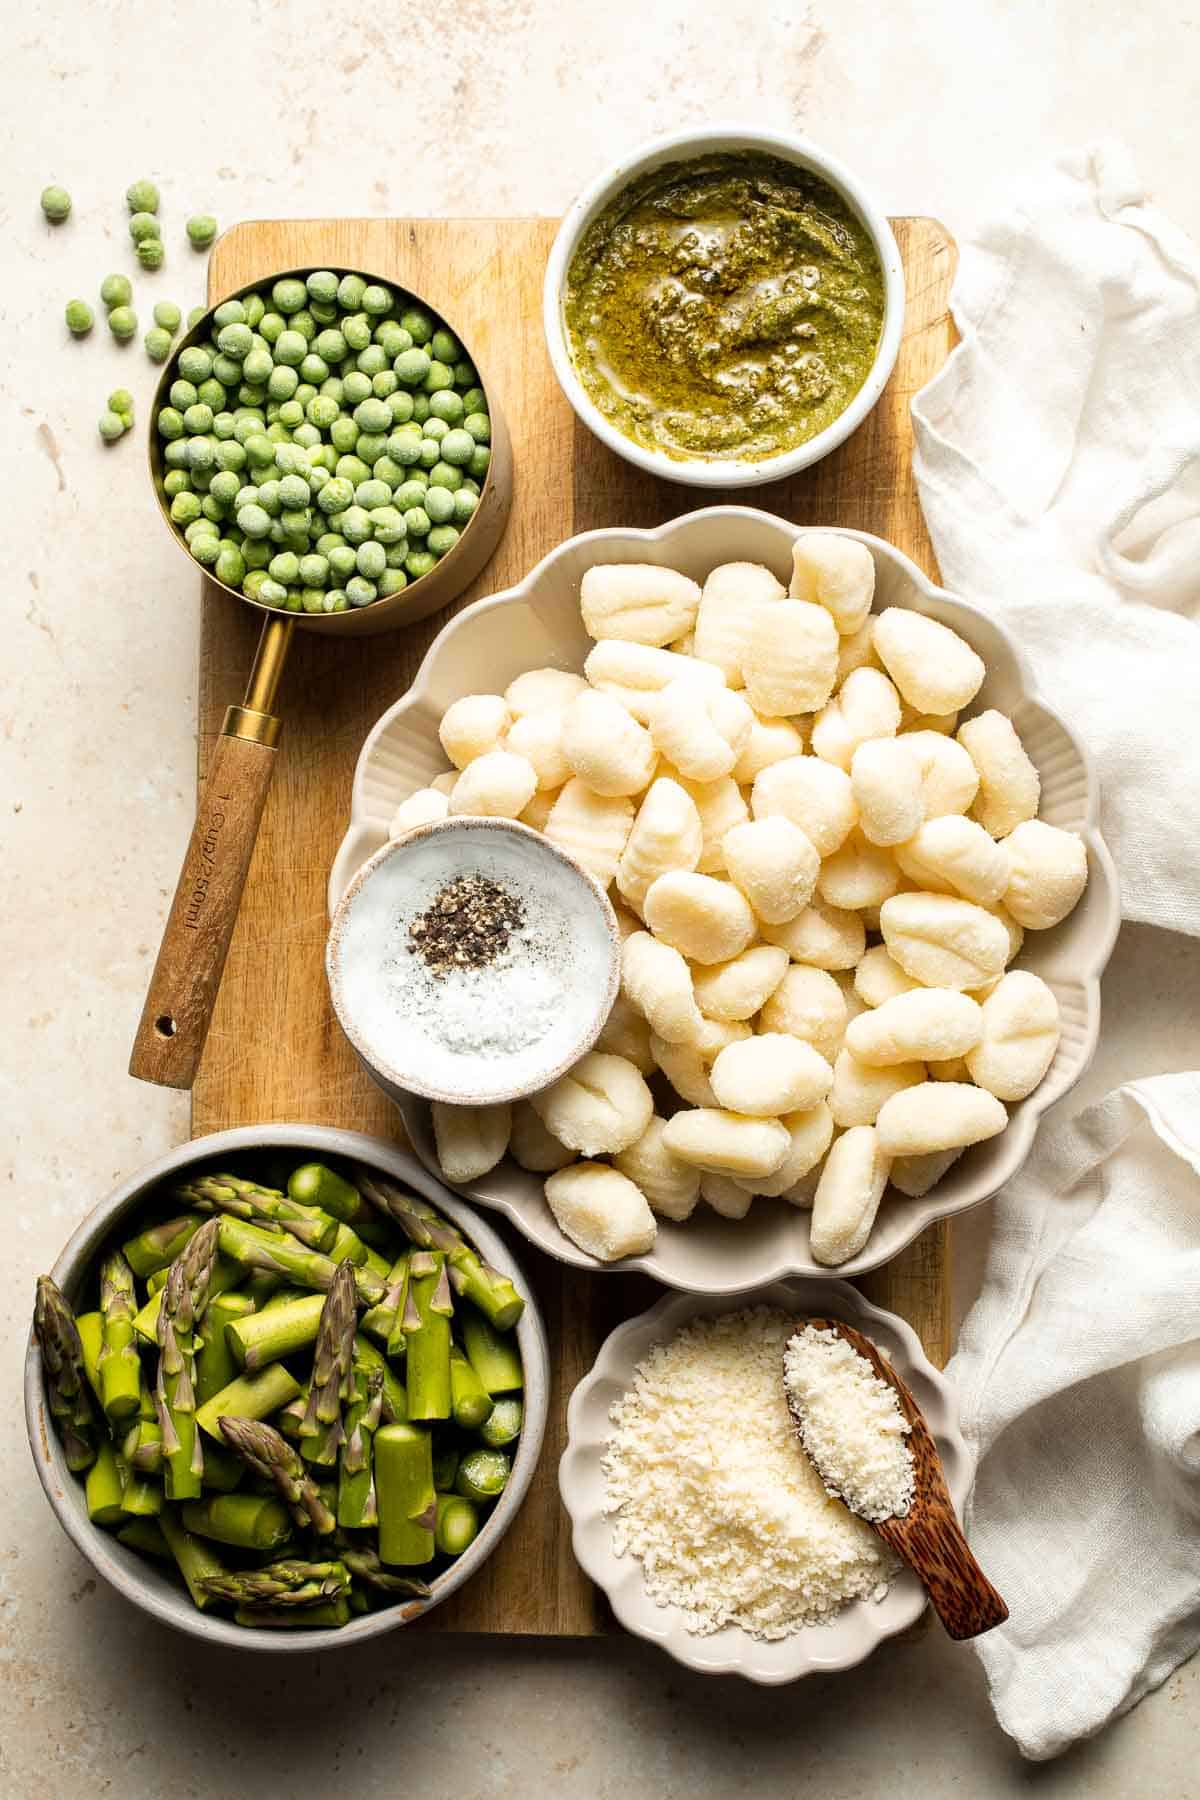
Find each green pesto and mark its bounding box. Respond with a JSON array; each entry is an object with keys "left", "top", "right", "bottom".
[{"left": 563, "top": 152, "right": 885, "bottom": 462}]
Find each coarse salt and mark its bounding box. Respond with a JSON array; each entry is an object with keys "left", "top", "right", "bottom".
[
  {"left": 783, "top": 1324, "right": 915, "bottom": 1522},
  {"left": 602, "top": 1308, "right": 897, "bottom": 1640}
]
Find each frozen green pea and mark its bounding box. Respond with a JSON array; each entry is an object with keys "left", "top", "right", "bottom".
[
  {"left": 107, "top": 388, "right": 134, "bottom": 423},
  {"left": 216, "top": 322, "right": 252, "bottom": 362},
  {"left": 394, "top": 347, "right": 431, "bottom": 388},
  {"left": 267, "top": 364, "right": 299, "bottom": 400},
  {"left": 423, "top": 360, "right": 454, "bottom": 394},
  {"left": 272, "top": 328, "right": 305, "bottom": 368},
  {"left": 200, "top": 495, "right": 225, "bottom": 521},
  {"left": 317, "top": 476, "right": 355, "bottom": 515},
  {"left": 422, "top": 417, "right": 449, "bottom": 443},
  {"left": 234, "top": 483, "right": 260, "bottom": 509},
  {"left": 429, "top": 459, "right": 464, "bottom": 491},
  {"left": 403, "top": 506, "right": 431, "bottom": 539},
  {"left": 152, "top": 300, "right": 180, "bottom": 334},
  {"left": 427, "top": 524, "right": 460, "bottom": 558},
  {"left": 232, "top": 415, "right": 262, "bottom": 445},
  {"left": 268, "top": 550, "right": 300, "bottom": 584},
  {"left": 157, "top": 406, "right": 185, "bottom": 441},
  {"left": 316, "top": 532, "right": 345, "bottom": 554},
  {"left": 274, "top": 441, "right": 308, "bottom": 475},
  {"left": 319, "top": 375, "right": 345, "bottom": 405},
  {"left": 277, "top": 399, "right": 304, "bottom": 429},
  {"left": 345, "top": 575, "right": 377, "bottom": 607},
  {"left": 418, "top": 439, "right": 440, "bottom": 470},
  {"left": 463, "top": 411, "right": 491, "bottom": 444},
  {"left": 141, "top": 325, "right": 172, "bottom": 359},
  {"left": 375, "top": 322, "right": 411, "bottom": 357},
  {"left": 355, "top": 344, "right": 386, "bottom": 377},
  {"left": 305, "top": 270, "right": 339, "bottom": 306},
  {"left": 191, "top": 467, "right": 215, "bottom": 493},
  {"left": 339, "top": 506, "right": 370, "bottom": 546},
  {"left": 163, "top": 469, "right": 190, "bottom": 497},
  {"left": 356, "top": 541, "right": 387, "bottom": 580},
  {"left": 337, "top": 274, "right": 366, "bottom": 311},
  {"left": 308, "top": 463, "right": 330, "bottom": 491},
  {"left": 191, "top": 532, "right": 221, "bottom": 564},
  {"left": 293, "top": 382, "right": 316, "bottom": 407},
  {"left": 424, "top": 485, "right": 455, "bottom": 526},
  {"left": 315, "top": 328, "right": 347, "bottom": 364},
  {"left": 179, "top": 345, "right": 214, "bottom": 383},
  {"left": 108, "top": 305, "right": 137, "bottom": 341},
  {"left": 385, "top": 541, "right": 409, "bottom": 568},
  {"left": 306, "top": 395, "right": 339, "bottom": 429},
  {"left": 452, "top": 360, "right": 478, "bottom": 389},
  {"left": 242, "top": 347, "right": 273, "bottom": 386},
  {"left": 299, "top": 352, "right": 328, "bottom": 384},
  {"left": 213, "top": 299, "right": 247, "bottom": 329},
  {"left": 298, "top": 553, "right": 328, "bottom": 586},
  {"left": 452, "top": 487, "right": 479, "bottom": 525},
  {"left": 243, "top": 569, "right": 269, "bottom": 599},
  {"left": 258, "top": 577, "right": 289, "bottom": 606},
  {"left": 182, "top": 402, "right": 214, "bottom": 434},
  {"left": 335, "top": 454, "right": 370, "bottom": 487},
  {"left": 368, "top": 505, "right": 406, "bottom": 544},
  {"left": 386, "top": 429, "right": 423, "bottom": 469},
  {"left": 244, "top": 293, "right": 266, "bottom": 328},
  {"left": 239, "top": 503, "right": 273, "bottom": 538},
  {"left": 187, "top": 214, "right": 218, "bottom": 249},
  {"left": 398, "top": 307, "right": 432, "bottom": 345},
  {"left": 353, "top": 397, "right": 391, "bottom": 435},
  {"left": 371, "top": 456, "right": 404, "bottom": 489},
  {"left": 327, "top": 544, "right": 357, "bottom": 580},
  {"left": 41, "top": 184, "right": 71, "bottom": 222},
  {"left": 310, "top": 443, "right": 338, "bottom": 472},
  {"left": 356, "top": 433, "right": 388, "bottom": 466},
  {"left": 289, "top": 310, "right": 316, "bottom": 343},
  {"left": 430, "top": 329, "right": 460, "bottom": 364},
  {"left": 469, "top": 445, "right": 491, "bottom": 481},
  {"left": 215, "top": 544, "right": 246, "bottom": 587},
  {"left": 129, "top": 211, "right": 161, "bottom": 244},
  {"left": 99, "top": 411, "right": 125, "bottom": 443},
  {"left": 439, "top": 428, "right": 475, "bottom": 467},
  {"left": 342, "top": 371, "right": 372, "bottom": 407},
  {"left": 394, "top": 479, "right": 429, "bottom": 510},
  {"left": 210, "top": 352, "right": 241, "bottom": 386},
  {"left": 279, "top": 499, "right": 310, "bottom": 529},
  {"left": 405, "top": 549, "right": 436, "bottom": 581},
  {"left": 125, "top": 178, "right": 159, "bottom": 214},
  {"left": 342, "top": 314, "right": 371, "bottom": 353},
  {"left": 354, "top": 478, "right": 391, "bottom": 510},
  {"left": 243, "top": 537, "right": 272, "bottom": 569},
  {"left": 66, "top": 299, "right": 94, "bottom": 336},
  {"left": 411, "top": 394, "right": 430, "bottom": 424},
  {"left": 387, "top": 392, "right": 416, "bottom": 426},
  {"left": 292, "top": 422, "right": 320, "bottom": 448},
  {"left": 361, "top": 283, "right": 392, "bottom": 316},
  {"left": 212, "top": 412, "right": 237, "bottom": 441},
  {"left": 185, "top": 437, "right": 216, "bottom": 473},
  {"left": 324, "top": 589, "right": 349, "bottom": 612},
  {"left": 461, "top": 477, "right": 480, "bottom": 496},
  {"left": 187, "top": 305, "right": 206, "bottom": 329},
  {"left": 294, "top": 587, "right": 322, "bottom": 613},
  {"left": 461, "top": 387, "right": 487, "bottom": 414},
  {"left": 429, "top": 389, "right": 464, "bottom": 424},
  {"left": 371, "top": 370, "right": 398, "bottom": 400},
  {"left": 238, "top": 382, "right": 268, "bottom": 407},
  {"left": 169, "top": 379, "right": 198, "bottom": 410},
  {"left": 163, "top": 439, "right": 190, "bottom": 469},
  {"left": 378, "top": 568, "right": 408, "bottom": 597},
  {"left": 278, "top": 473, "right": 311, "bottom": 509},
  {"left": 170, "top": 489, "right": 202, "bottom": 522},
  {"left": 196, "top": 379, "right": 226, "bottom": 411},
  {"left": 209, "top": 470, "right": 241, "bottom": 507},
  {"left": 184, "top": 516, "right": 217, "bottom": 543},
  {"left": 259, "top": 311, "right": 285, "bottom": 344}
]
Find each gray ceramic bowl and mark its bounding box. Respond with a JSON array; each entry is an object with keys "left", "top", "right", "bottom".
[{"left": 25, "top": 1124, "right": 548, "bottom": 1652}]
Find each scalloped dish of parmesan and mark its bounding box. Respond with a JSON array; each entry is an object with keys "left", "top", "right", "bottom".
[{"left": 601, "top": 1307, "right": 899, "bottom": 1639}]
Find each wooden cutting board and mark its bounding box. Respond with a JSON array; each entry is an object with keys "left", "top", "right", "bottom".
[{"left": 193, "top": 215, "right": 958, "bottom": 1635}]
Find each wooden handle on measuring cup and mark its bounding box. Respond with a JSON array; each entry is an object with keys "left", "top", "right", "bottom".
[{"left": 129, "top": 713, "right": 280, "bottom": 1090}]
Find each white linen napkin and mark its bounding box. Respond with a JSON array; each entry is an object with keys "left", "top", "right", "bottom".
[
  {"left": 947, "top": 1074, "right": 1200, "bottom": 1760},
  {"left": 911, "top": 141, "right": 1200, "bottom": 935}
]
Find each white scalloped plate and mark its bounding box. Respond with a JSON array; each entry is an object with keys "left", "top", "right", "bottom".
[
  {"left": 560, "top": 1279, "right": 972, "bottom": 1683},
  {"left": 329, "top": 509, "right": 1119, "bottom": 1292}
]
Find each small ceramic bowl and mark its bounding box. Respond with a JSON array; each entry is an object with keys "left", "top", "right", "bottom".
[
  {"left": 543, "top": 126, "right": 904, "bottom": 489},
  {"left": 560, "top": 1278, "right": 969, "bottom": 1683},
  {"left": 326, "top": 818, "right": 621, "bottom": 1106},
  {"left": 25, "top": 1124, "right": 549, "bottom": 1652}
]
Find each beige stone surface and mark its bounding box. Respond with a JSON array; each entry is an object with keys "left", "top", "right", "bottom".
[{"left": 3, "top": 2, "right": 1198, "bottom": 1793}]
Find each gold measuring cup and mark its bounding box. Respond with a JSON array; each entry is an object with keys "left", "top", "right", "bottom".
[{"left": 129, "top": 266, "right": 512, "bottom": 1090}]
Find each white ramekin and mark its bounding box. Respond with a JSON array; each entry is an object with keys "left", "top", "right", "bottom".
[{"left": 543, "top": 126, "right": 905, "bottom": 489}]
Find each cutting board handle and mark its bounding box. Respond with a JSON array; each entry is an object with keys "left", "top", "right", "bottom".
[{"left": 129, "top": 723, "right": 279, "bottom": 1090}]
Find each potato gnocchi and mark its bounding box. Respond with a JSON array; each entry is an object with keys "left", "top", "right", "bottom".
[{"left": 399, "top": 542, "right": 1088, "bottom": 1264}]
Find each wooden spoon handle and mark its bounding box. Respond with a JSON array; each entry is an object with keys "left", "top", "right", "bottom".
[
  {"left": 883, "top": 1512, "right": 1009, "bottom": 1641},
  {"left": 128, "top": 722, "right": 279, "bottom": 1090}
]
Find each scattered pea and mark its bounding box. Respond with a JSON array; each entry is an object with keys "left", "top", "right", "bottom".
[
  {"left": 65, "top": 299, "right": 94, "bottom": 336},
  {"left": 108, "top": 387, "right": 135, "bottom": 426},
  {"left": 129, "top": 211, "right": 161, "bottom": 244},
  {"left": 108, "top": 305, "right": 137, "bottom": 341},
  {"left": 41, "top": 184, "right": 71, "bottom": 223},
  {"left": 187, "top": 214, "right": 218, "bottom": 249},
  {"left": 152, "top": 300, "right": 181, "bottom": 333},
  {"left": 101, "top": 273, "right": 133, "bottom": 310},
  {"left": 98, "top": 411, "right": 125, "bottom": 442},
  {"left": 136, "top": 238, "right": 165, "bottom": 271}
]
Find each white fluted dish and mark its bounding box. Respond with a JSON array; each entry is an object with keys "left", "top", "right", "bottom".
[
  {"left": 329, "top": 508, "right": 1119, "bottom": 1292},
  {"left": 560, "top": 1279, "right": 970, "bottom": 1682}
]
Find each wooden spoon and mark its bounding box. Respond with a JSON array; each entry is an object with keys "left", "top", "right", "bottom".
[{"left": 785, "top": 1317, "right": 1008, "bottom": 1641}]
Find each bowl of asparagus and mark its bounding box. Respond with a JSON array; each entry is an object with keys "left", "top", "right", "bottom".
[{"left": 25, "top": 1124, "right": 548, "bottom": 1649}]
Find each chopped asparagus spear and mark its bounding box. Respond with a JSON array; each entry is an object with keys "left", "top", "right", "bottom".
[
  {"left": 336, "top": 1539, "right": 431, "bottom": 1597},
  {"left": 460, "top": 1303, "right": 523, "bottom": 1396},
  {"left": 123, "top": 1418, "right": 163, "bottom": 1475},
  {"left": 86, "top": 1441, "right": 127, "bottom": 1526},
  {"left": 155, "top": 1219, "right": 220, "bottom": 1500},
  {"left": 337, "top": 1364, "right": 384, "bottom": 1529},
  {"left": 177, "top": 1173, "right": 338, "bottom": 1253},
  {"left": 122, "top": 1213, "right": 204, "bottom": 1279},
  {"left": 218, "top": 1417, "right": 336, "bottom": 1536},
  {"left": 435, "top": 1492, "right": 480, "bottom": 1557},
  {"left": 454, "top": 1447, "right": 511, "bottom": 1507},
  {"left": 477, "top": 1395, "right": 523, "bottom": 1448},
  {"left": 180, "top": 1492, "right": 292, "bottom": 1550},
  {"left": 287, "top": 1161, "right": 375, "bottom": 1228},
  {"left": 376, "top": 1422, "right": 436, "bottom": 1566},
  {"left": 403, "top": 1250, "right": 453, "bottom": 1422},
  {"left": 116, "top": 1452, "right": 163, "bottom": 1518},
  {"left": 159, "top": 1506, "right": 229, "bottom": 1609},
  {"left": 226, "top": 1293, "right": 324, "bottom": 1372},
  {"left": 360, "top": 1254, "right": 409, "bottom": 1348},
  {"left": 117, "top": 1517, "right": 171, "bottom": 1560},
  {"left": 201, "top": 1558, "right": 351, "bottom": 1609},
  {"left": 233, "top": 1596, "right": 351, "bottom": 1629},
  {"left": 299, "top": 1261, "right": 357, "bottom": 1466},
  {"left": 215, "top": 1217, "right": 386, "bottom": 1306},
  {"left": 195, "top": 1291, "right": 257, "bottom": 1404},
  {"left": 75, "top": 1309, "right": 104, "bottom": 1404},
  {"left": 195, "top": 1363, "right": 302, "bottom": 1441},
  {"left": 133, "top": 1255, "right": 240, "bottom": 1345},
  {"left": 34, "top": 1275, "right": 99, "bottom": 1472},
  {"left": 98, "top": 1252, "right": 143, "bottom": 1424},
  {"left": 356, "top": 1168, "right": 524, "bottom": 1329},
  {"left": 352, "top": 1334, "right": 407, "bottom": 1425},
  {"left": 449, "top": 1346, "right": 494, "bottom": 1430}
]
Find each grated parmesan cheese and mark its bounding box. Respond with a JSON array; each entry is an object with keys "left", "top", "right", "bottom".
[
  {"left": 783, "top": 1325, "right": 915, "bottom": 1522},
  {"left": 602, "top": 1308, "right": 897, "bottom": 1640}
]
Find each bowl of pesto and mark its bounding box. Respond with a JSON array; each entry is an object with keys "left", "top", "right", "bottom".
[{"left": 545, "top": 128, "right": 904, "bottom": 487}]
